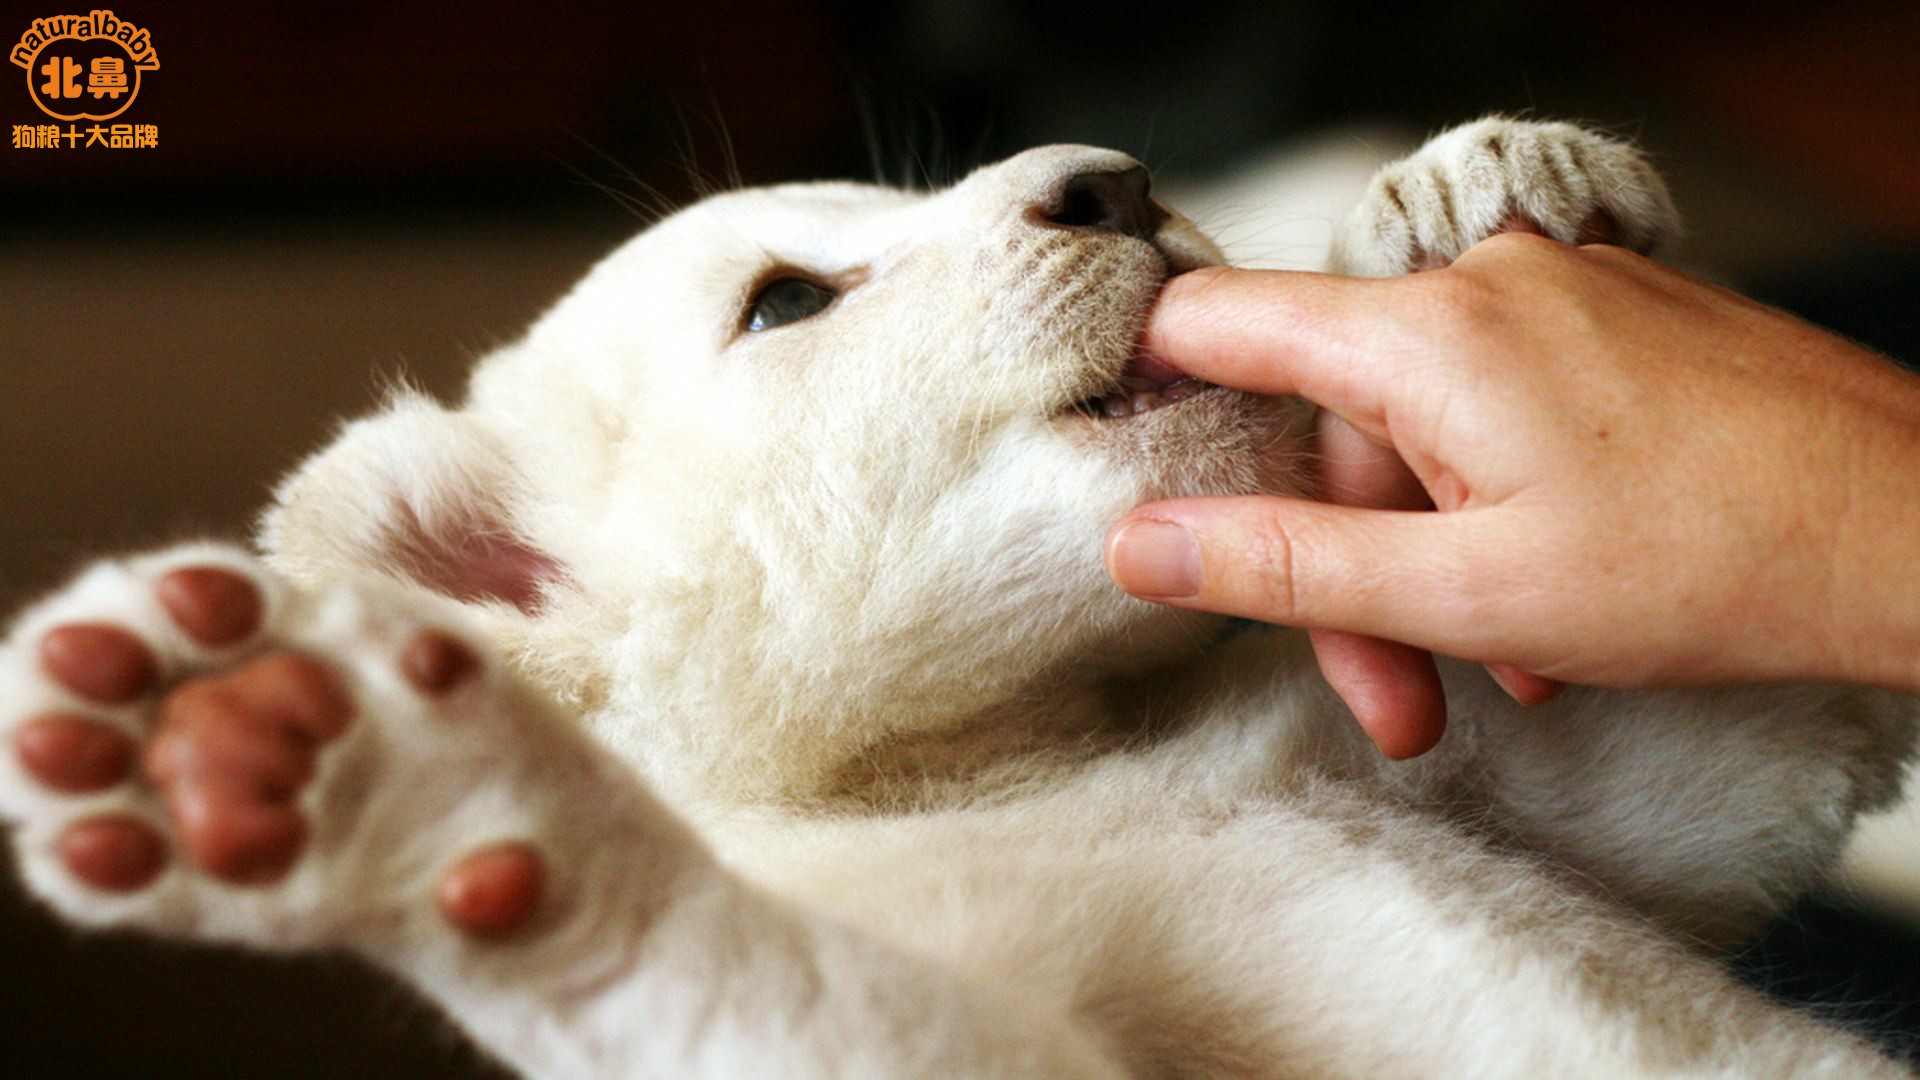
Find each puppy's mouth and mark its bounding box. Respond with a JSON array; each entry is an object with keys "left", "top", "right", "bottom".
[{"left": 1065, "top": 349, "right": 1218, "bottom": 420}]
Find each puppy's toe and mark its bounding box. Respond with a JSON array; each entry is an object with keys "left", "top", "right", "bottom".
[
  {"left": 13, "top": 713, "right": 136, "bottom": 793},
  {"left": 156, "top": 567, "right": 265, "bottom": 648},
  {"left": 59, "top": 815, "right": 168, "bottom": 893},
  {"left": 38, "top": 624, "right": 158, "bottom": 705}
]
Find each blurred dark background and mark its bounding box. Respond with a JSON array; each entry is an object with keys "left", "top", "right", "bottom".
[{"left": 3, "top": 1, "right": 1918, "bottom": 1075}]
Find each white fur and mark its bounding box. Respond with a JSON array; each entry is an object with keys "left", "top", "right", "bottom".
[{"left": 4, "top": 119, "right": 1916, "bottom": 1078}]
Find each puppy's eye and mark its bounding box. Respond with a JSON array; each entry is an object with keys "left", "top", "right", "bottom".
[{"left": 746, "top": 277, "right": 836, "bottom": 332}]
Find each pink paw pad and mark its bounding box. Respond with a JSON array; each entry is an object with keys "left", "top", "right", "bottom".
[
  {"left": 437, "top": 843, "right": 545, "bottom": 938},
  {"left": 147, "top": 652, "right": 352, "bottom": 884},
  {"left": 155, "top": 567, "right": 264, "bottom": 647},
  {"left": 400, "top": 629, "right": 482, "bottom": 696},
  {"left": 39, "top": 624, "right": 157, "bottom": 705},
  {"left": 13, "top": 713, "right": 135, "bottom": 793},
  {"left": 58, "top": 815, "right": 167, "bottom": 892}
]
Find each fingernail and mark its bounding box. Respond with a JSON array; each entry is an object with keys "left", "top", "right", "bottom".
[{"left": 1109, "top": 520, "right": 1203, "bottom": 599}]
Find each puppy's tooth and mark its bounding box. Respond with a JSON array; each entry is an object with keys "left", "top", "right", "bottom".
[
  {"left": 1130, "top": 392, "right": 1160, "bottom": 413},
  {"left": 1101, "top": 396, "right": 1133, "bottom": 419}
]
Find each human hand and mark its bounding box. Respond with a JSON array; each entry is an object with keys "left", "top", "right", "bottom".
[{"left": 1106, "top": 235, "right": 1920, "bottom": 756}]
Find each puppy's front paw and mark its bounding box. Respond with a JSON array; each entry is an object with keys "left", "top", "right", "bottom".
[
  {"left": 0, "top": 544, "right": 547, "bottom": 948},
  {"left": 1332, "top": 117, "right": 1679, "bottom": 276}
]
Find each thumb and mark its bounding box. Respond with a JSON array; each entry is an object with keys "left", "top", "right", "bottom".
[{"left": 1104, "top": 496, "right": 1504, "bottom": 657}]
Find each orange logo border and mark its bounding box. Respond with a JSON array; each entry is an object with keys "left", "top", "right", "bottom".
[{"left": 11, "top": 9, "right": 159, "bottom": 122}]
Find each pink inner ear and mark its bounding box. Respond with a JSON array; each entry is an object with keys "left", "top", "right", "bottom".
[{"left": 389, "top": 503, "right": 562, "bottom": 615}]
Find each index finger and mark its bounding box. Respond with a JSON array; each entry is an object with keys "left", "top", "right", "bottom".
[{"left": 1145, "top": 267, "right": 1416, "bottom": 427}]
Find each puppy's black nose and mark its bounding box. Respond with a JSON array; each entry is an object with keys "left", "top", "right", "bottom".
[{"left": 1039, "top": 166, "right": 1166, "bottom": 241}]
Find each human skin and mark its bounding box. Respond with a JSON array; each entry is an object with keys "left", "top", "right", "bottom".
[{"left": 1105, "top": 234, "right": 1920, "bottom": 757}]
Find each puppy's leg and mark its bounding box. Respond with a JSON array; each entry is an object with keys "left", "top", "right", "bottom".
[
  {"left": 1403, "top": 675, "right": 1919, "bottom": 947},
  {"left": 0, "top": 544, "right": 1121, "bottom": 1079},
  {"left": 1255, "top": 793, "right": 1912, "bottom": 1077}
]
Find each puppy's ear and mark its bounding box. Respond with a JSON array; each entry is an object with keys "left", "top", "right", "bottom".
[{"left": 258, "top": 391, "right": 560, "bottom": 613}]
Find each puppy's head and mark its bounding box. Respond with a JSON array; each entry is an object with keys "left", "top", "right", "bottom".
[{"left": 264, "top": 147, "right": 1312, "bottom": 794}]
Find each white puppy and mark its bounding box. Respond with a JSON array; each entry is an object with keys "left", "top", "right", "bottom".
[{"left": 4, "top": 118, "right": 1915, "bottom": 1078}]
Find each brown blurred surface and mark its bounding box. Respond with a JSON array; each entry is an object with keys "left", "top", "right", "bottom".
[
  {"left": 1609, "top": 2, "right": 1920, "bottom": 238},
  {"left": 0, "top": 216, "right": 616, "bottom": 610}
]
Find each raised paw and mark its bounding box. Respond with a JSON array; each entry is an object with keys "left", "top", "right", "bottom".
[
  {"left": 0, "top": 545, "right": 550, "bottom": 947},
  {"left": 1331, "top": 116, "right": 1680, "bottom": 277}
]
